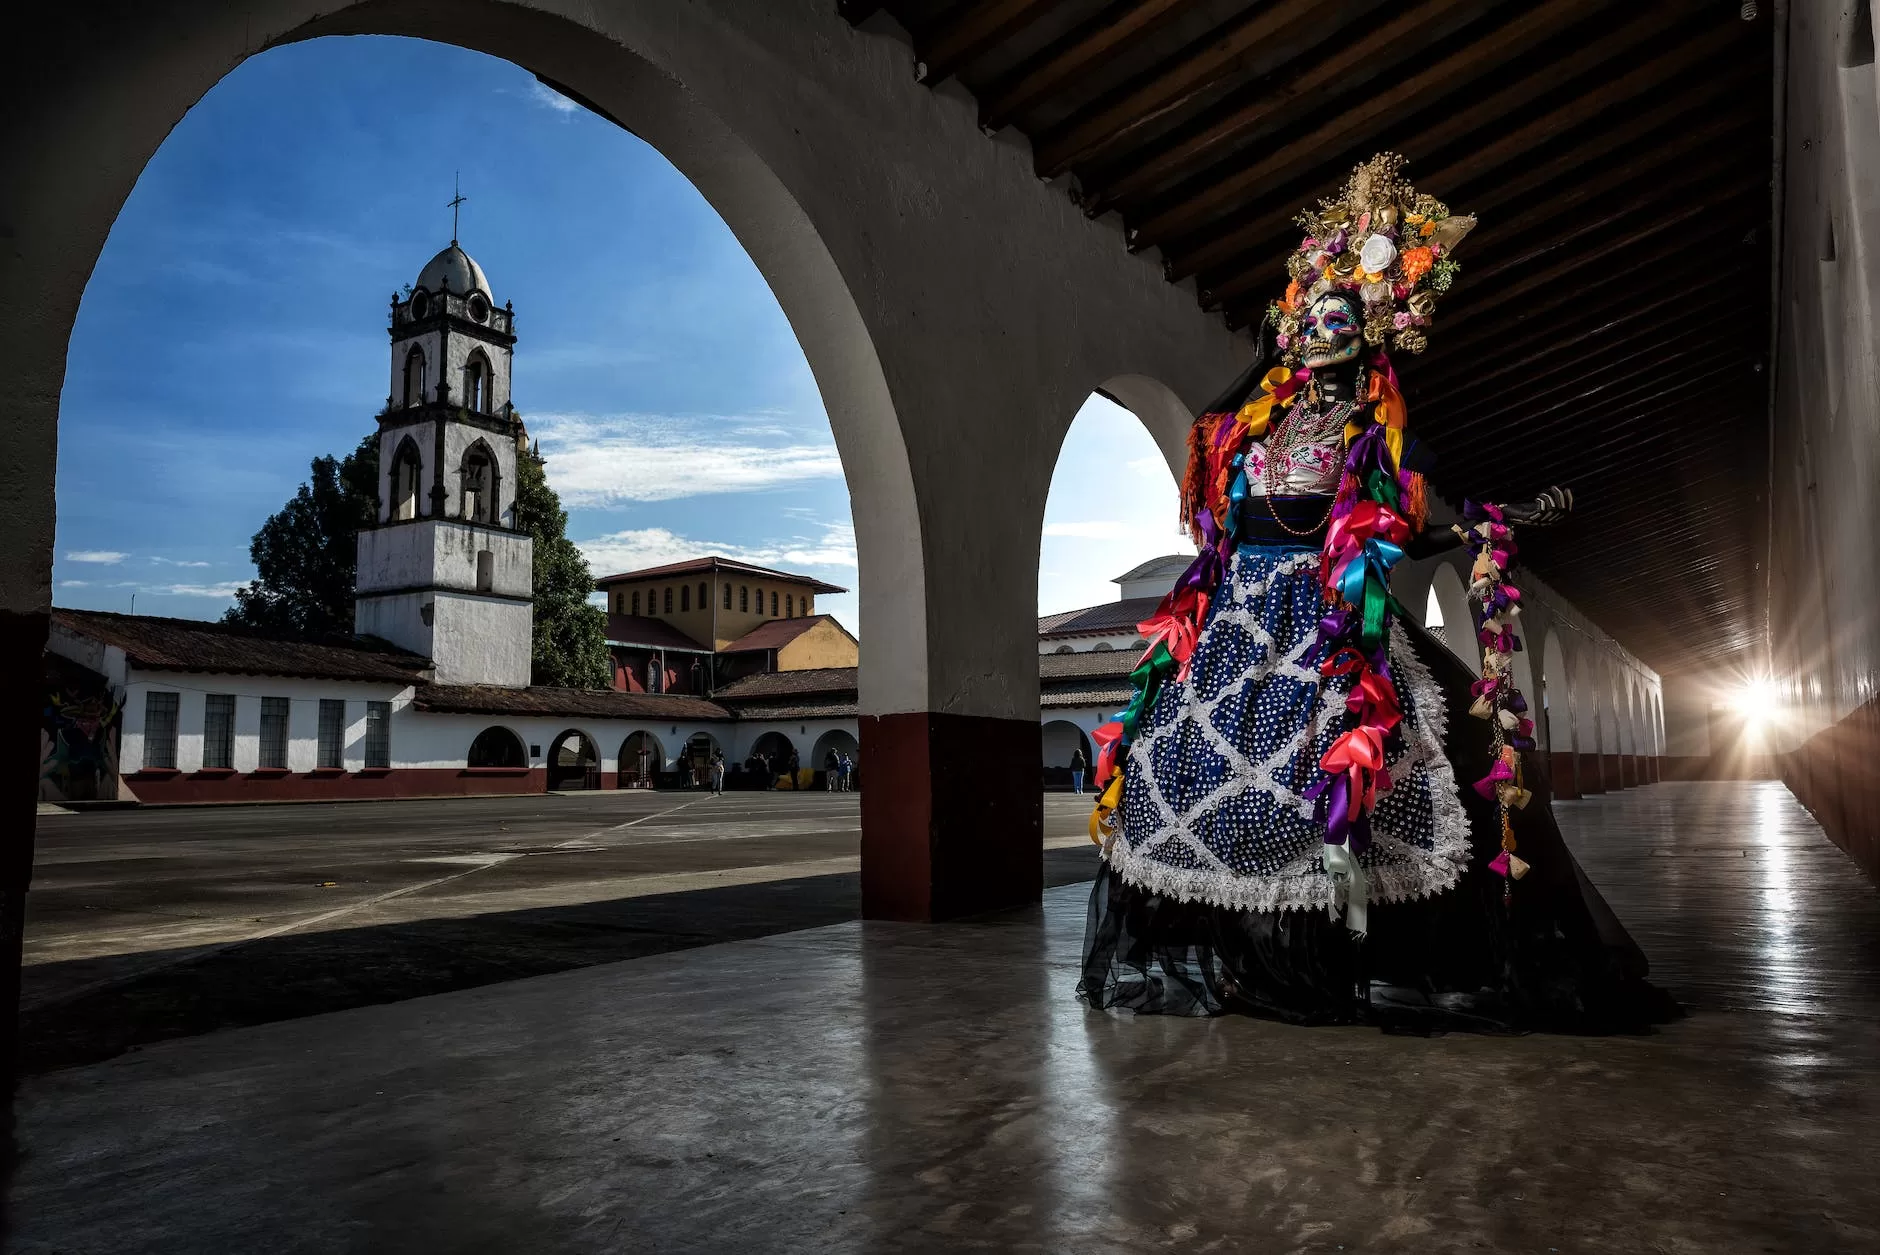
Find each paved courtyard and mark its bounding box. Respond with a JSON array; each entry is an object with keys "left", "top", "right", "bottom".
[
  {"left": 7, "top": 781, "right": 1879, "bottom": 1252},
  {"left": 22, "top": 792, "right": 1100, "bottom": 1072}
]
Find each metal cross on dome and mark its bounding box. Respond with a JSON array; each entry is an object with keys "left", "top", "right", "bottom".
[{"left": 448, "top": 173, "right": 466, "bottom": 244}]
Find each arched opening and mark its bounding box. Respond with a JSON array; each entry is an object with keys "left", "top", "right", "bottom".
[
  {"left": 748, "top": 731, "right": 796, "bottom": 786},
  {"left": 466, "top": 725, "right": 526, "bottom": 769},
  {"left": 462, "top": 349, "right": 492, "bottom": 413},
  {"left": 810, "top": 729, "right": 860, "bottom": 790},
  {"left": 546, "top": 729, "right": 599, "bottom": 791},
  {"left": 1037, "top": 383, "right": 1194, "bottom": 634},
  {"left": 1427, "top": 563, "right": 1481, "bottom": 677},
  {"left": 618, "top": 731, "right": 664, "bottom": 789},
  {"left": 390, "top": 436, "right": 423, "bottom": 521},
  {"left": 681, "top": 732, "right": 720, "bottom": 789},
  {"left": 402, "top": 344, "right": 427, "bottom": 407},
  {"left": 1040, "top": 720, "right": 1094, "bottom": 792},
  {"left": 1541, "top": 631, "right": 1576, "bottom": 796},
  {"left": 459, "top": 441, "right": 497, "bottom": 524},
  {"left": 1573, "top": 652, "right": 1604, "bottom": 794}
]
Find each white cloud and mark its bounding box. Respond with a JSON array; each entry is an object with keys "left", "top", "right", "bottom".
[
  {"left": 1042, "top": 521, "right": 1136, "bottom": 540},
  {"left": 55, "top": 580, "right": 91, "bottom": 589},
  {"left": 575, "top": 524, "right": 857, "bottom": 579},
  {"left": 65, "top": 550, "right": 127, "bottom": 564},
  {"left": 152, "top": 581, "right": 249, "bottom": 599},
  {"left": 532, "top": 411, "right": 844, "bottom": 506},
  {"left": 151, "top": 557, "right": 213, "bottom": 568},
  {"left": 526, "top": 81, "right": 582, "bottom": 115}
]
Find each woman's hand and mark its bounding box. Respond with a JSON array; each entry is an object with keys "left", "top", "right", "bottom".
[{"left": 1500, "top": 485, "right": 1573, "bottom": 528}]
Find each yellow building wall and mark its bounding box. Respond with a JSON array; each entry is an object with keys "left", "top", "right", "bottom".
[
  {"left": 604, "top": 575, "right": 826, "bottom": 651},
  {"left": 775, "top": 619, "right": 859, "bottom": 671}
]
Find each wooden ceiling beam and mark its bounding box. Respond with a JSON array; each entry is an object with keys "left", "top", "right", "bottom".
[
  {"left": 1030, "top": 0, "right": 1323, "bottom": 177},
  {"left": 916, "top": 0, "right": 1072, "bottom": 86},
  {"left": 1084, "top": 0, "right": 1521, "bottom": 218},
  {"left": 978, "top": 0, "right": 1196, "bottom": 132},
  {"left": 1121, "top": 0, "right": 1598, "bottom": 237},
  {"left": 1165, "top": 60, "right": 1751, "bottom": 285}
]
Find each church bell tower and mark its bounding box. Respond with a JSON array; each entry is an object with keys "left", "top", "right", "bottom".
[{"left": 354, "top": 238, "right": 535, "bottom": 687}]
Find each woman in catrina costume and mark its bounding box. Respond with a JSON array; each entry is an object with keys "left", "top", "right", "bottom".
[{"left": 1080, "top": 154, "right": 1674, "bottom": 1033}]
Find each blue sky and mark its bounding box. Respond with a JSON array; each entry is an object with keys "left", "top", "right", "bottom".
[{"left": 55, "top": 35, "right": 1183, "bottom": 632}]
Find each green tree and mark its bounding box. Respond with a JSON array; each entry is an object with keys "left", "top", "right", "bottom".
[
  {"left": 513, "top": 445, "right": 611, "bottom": 689},
  {"left": 224, "top": 435, "right": 379, "bottom": 637}
]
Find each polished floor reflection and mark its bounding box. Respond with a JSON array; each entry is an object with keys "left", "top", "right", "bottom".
[{"left": 9, "top": 782, "right": 1879, "bottom": 1253}]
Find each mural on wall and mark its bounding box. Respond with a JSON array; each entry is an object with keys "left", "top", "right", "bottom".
[{"left": 40, "top": 657, "right": 123, "bottom": 802}]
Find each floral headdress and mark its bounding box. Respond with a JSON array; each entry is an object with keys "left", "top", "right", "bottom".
[{"left": 1268, "top": 153, "right": 1473, "bottom": 363}]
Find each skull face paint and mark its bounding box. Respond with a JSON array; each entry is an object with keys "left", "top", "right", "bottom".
[{"left": 1299, "top": 292, "right": 1364, "bottom": 370}]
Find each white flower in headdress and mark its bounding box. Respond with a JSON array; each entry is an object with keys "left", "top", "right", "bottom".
[{"left": 1359, "top": 233, "right": 1397, "bottom": 274}]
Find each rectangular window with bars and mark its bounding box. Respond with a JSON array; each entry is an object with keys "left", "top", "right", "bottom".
[
  {"left": 318, "top": 699, "right": 346, "bottom": 769},
  {"left": 203, "top": 694, "right": 236, "bottom": 769},
  {"left": 144, "top": 691, "right": 180, "bottom": 770},
  {"left": 259, "top": 696, "right": 290, "bottom": 770},
  {"left": 365, "top": 701, "right": 392, "bottom": 769}
]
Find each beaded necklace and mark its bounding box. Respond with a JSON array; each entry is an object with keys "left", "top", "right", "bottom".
[{"left": 1261, "top": 396, "right": 1356, "bottom": 537}]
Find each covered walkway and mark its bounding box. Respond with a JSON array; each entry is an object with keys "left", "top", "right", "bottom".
[{"left": 10, "top": 781, "right": 1878, "bottom": 1252}]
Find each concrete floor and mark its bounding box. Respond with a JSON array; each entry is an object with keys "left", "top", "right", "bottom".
[
  {"left": 7, "top": 782, "right": 1879, "bottom": 1252},
  {"left": 20, "top": 793, "right": 1098, "bottom": 1072}
]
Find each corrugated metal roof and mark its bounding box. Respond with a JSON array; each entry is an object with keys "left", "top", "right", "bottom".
[{"left": 850, "top": 0, "right": 1774, "bottom": 674}]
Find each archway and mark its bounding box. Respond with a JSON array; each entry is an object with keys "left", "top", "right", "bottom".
[
  {"left": 682, "top": 732, "right": 721, "bottom": 789},
  {"left": 1540, "top": 632, "right": 1576, "bottom": 797},
  {"left": 618, "top": 731, "right": 665, "bottom": 789},
  {"left": 546, "top": 729, "right": 599, "bottom": 791},
  {"left": 467, "top": 725, "right": 526, "bottom": 769},
  {"left": 749, "top": 731, "right": 796, "bottom": 784},
  {"left": 810, "top": 730, "right": 860, "bottom": 790},
  {"left": 1426, "top": 563, "right": 1481, "bottom": 676},
  {"left": 1040, "top": 720, "right": 1094, "bottom": 793}
]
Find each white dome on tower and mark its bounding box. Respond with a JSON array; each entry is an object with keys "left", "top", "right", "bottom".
[{"left": 414, "top": 242, "right": 493, "bottom": 301}]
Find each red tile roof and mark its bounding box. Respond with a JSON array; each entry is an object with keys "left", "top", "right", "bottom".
[
  {"left": 721, "top": 615, "right": 853, "bottom": 654},
  {"left": 713, "top": 667, "right": 858, "bottom": 701},
  {"left": 413, "top": 684, "right": 730, "bottom": 721},
  {"left": 594, "top": 555, "right": 846, "bottom": 595},
  {"left": 602, "top": 614, "right": 710, "bottom": 651},
  {"left": 52, "top": 609, "right": 430, "bottom": 684}
]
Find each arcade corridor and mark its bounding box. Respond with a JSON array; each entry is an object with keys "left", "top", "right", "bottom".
[{"left": 9, "top": 780, "right": 1878, "bottom": 1252}]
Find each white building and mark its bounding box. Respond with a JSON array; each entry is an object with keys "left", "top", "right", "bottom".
[{"left": 40, "top": 242, "right": 835, "bottom": 803}]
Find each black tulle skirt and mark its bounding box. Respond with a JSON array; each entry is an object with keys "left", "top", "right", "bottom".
[{"left": 1078, "top": 621, "right": 1679, "bottom": 1034}]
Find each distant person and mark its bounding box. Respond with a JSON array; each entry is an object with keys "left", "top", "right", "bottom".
[
  {"left": 762, "top": 754, "right": 775, "bottom": 790},
  {"left": 1070, "top": 747, "right": 1087, "bottom": 795},
  {"left": 838, "top": 752, "right": 854, "bottom": 792},
  {"left": 787, "top": 749, "right": 800, "bottom": 789},
  {"left": 710, "top": 750, "right": 726, "bottom": 796},
  {"left": 825, "top": 750, "right": 839, "bottom": 791}
]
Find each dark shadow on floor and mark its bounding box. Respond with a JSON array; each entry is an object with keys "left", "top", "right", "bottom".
[{"left": 17, "top": 846, "right": 1100, "bottom": 1074}]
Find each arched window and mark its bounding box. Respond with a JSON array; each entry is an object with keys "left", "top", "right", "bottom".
[
  {"left": 463, "top": 350, "right": 492, "bottom": 413},
  {"left": 391, "top": 438, "right": 423, "bottom": 521},
  {"left": 402, "top": 345, "right": 427, "bottom": 407},
  {"left": 467, "top": 726, "right": 526, "bottom": 769},
  {"left": 803, "top": 596, "right": 812, "bottom": 615},
  {"left": 723, "top": 583, "right": 732, "bottom": 610},
  {"left": 664, "top": 587, "right": 673, "bottom": 614},
  {"left": 645, "top": 659, "right": 662, "bottom": 692},
  {"left": 681, "top": 584, "right": 691, "bottom": 612},
  {"left": 698, "top": 581, "right": 708, "bottom": 609},
  {"left": 631, "top": 590, "right": 640, "bottom": 615},
  {"left": 786, "top": 595, "right": 794, "bottom": 618},
  {"left": 459, "top": 444, "right": 496, "bottom": 523},
  {"left": 740, "top": 586, "right": 749, "bottom": 612},
  {"left": 770, "top": 591, "right": 779, "bottom": 617}
]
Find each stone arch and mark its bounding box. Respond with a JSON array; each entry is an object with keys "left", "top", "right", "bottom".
[
  {"left": 811, "top": 729, "right": 860, "bottom": 780},
  {"left": 402, "top": 344, "right": 427, "bottom": 407},
  {"left": 389, "top": 435, "right": 424, "bottom": 522},
  {"left": 1040, "top": 719, "right": 1093, "bottom": 770},
  {"left": 1539, "top": 631, "right": 1576, "bottom": 797},
  {"left": 681, "top": 732, "right": 722, "bottom": 787},
  {"left": 458, "top": 437, "right": 499, "bottom": 524},
  {"left": 466, "top": 725, "right": 526, "bottom": 769},
  {"left": 462, "top": 347, "right": 493, "bottom": 413},
  {"left": 1427, "top": 563, "right": 1480, "bottom": 677}
]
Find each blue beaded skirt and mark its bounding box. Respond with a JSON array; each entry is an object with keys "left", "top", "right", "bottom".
[{"left": 1105, "top": 540, "right": 1470, "bottom": 918}]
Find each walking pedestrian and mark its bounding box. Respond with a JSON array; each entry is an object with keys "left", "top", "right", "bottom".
[
  {"left": 838, "top": 752, "right": 854, "bottom": 792},
  {"left": 825, "top": 750, "right": 839, "bottom": 791},
  {"left": 1070, "top": 746, "right": 1086, "bottom": 795},
  {"left": 710, "top": 750, "right": 726, "bottom": 796}
]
